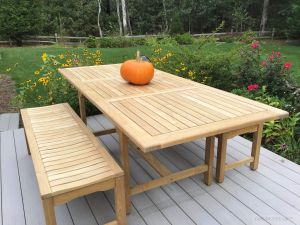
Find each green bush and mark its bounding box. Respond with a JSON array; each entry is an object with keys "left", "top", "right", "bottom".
[
  {"left": 14, "top": 49, "right": 102, "bottom": 115},
  {"left": 84, "top": 36, "right": 97, "bottom": 48},
  {"left": 150, "top": 37, "right": 237, "bottom": 90},
  {"left": 174, "top": 33, "right": 194, "bottom": 45},
  {"left": 97, "top": 37, "right": 147, "bottom": 48},
  {"left": 232, "top": 87, "right": 300, "bottom": 164},
  {"left": 218, "top": 35, "right": 236, "bottom": 43}
]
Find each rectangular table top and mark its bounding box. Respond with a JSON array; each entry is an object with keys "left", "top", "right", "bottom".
[{"left": 59, "top": 64, "right": 288, "bottom": 152}]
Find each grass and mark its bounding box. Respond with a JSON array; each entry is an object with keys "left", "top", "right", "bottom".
[{"left": 0, "top": 41, "right": 299, "bottom": 85}]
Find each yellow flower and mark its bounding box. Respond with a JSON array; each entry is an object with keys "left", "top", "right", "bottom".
[
  {"left": 166, "top": 52, "right": 172, "bottom": 57},
  {"left": 38, "top": 77, "right": 45, "bottom": 83},
  {"left": 37, "top": 96, "right": 42, "bottom": 100},
  {"left": 56, "top": 77, "right": 62, "bottom": 81},
  {"left": 175, "top": 69, "right": 180, "bottom": 73},
  {"left": 188, "top": 70, "right": 195, "bottom": 77},
  {"left": 58, "top": 54, "right": 64, "bottom": 59},
  {"left": 42, "top": 53, "right": 47, "bottom": 62},
  {"left": 62, "top": 64, "right": 69, "bottom": 68},
  {"left": 34, "top": 71, "right": 40, "bottom": 75},
  {"left": 66, "top": 59, "right": 72, "bottom": 63},
  {"left": 181, "top": 67, "right": 187, "bottom": 71}
]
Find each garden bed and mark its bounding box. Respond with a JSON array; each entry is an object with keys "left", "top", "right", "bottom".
[{"left": 0, "top": 74, "right": 17, "bottom": 113}]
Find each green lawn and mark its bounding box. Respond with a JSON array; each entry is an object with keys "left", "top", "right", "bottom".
[{"left": 0, "top": 41, "right": 299, "bottom": 85}]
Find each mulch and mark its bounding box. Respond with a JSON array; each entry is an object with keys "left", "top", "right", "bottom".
[{"left": 0, "top": 74, "right": 18, "bottom": 113}]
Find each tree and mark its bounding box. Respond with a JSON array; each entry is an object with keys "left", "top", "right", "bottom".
[
  {"left": 115, "top": 0, "right": 123, "bottom": 35},
  {"left": 97, "top": 0, "right": 103, "bottom": 37},
  {"left": 162, "top": 0, "right": 168, "bottom": 32},
  {"left": 260, "top": 0, "right": 270, "bottom": 36},
  {"left": 0, "top": 0, "right": 43, "bottom": 45},
  {"left": 121, "top": 0, "right": 128, "bottom": 35}
]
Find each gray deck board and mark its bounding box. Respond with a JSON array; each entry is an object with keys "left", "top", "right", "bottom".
[
  {"left": 1, "top": 131, "right": 25, "bottom": 225},
  {"left": 0, "top": 113, "right": 19, "bottom": 132},
  {"left": 1, "top": 114, "right": 300, "bottom": 225},
  {"left": 0, "top": 114, "right": 10, "bottom": 132}
]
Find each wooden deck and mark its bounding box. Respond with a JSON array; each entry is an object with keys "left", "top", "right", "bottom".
[
  {"left": 0, "top": 113, "right": 19, "bottom": 132},
  {"left": 1, "top": 114, "right": 300, "bottom": 225}
]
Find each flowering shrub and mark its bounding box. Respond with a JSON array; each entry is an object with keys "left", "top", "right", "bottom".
[{"left": 14, "top": 49, "right": 103, "bottom": 114}]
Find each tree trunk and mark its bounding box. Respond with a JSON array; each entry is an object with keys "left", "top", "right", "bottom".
[
  {"left": 97, "top": 0, "right": 103, "bottom": 37},
  {"left": 126, "top": 5, "right": 132, "bottom": 35},
  {"left": 116, "top": 0, "right": 123, "bottom": 35},
  {"left": 120, "top": 0, "right": 128, "bottom": 35},
  {"left": 162, "top": 0, "right": 168, "bottom": 32},
  {"left": 260, "top": 0, "right": 270, "bottom": 36}
]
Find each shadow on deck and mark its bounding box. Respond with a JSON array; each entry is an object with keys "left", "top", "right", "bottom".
[{"left": 0, "top": 114, "right": 299, "bottom": 225}]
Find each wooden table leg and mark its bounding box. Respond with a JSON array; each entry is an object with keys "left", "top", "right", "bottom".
[
  {"left": 78, "top": 91, "right": 86, "bottom": 124},
  {"left": 204, "top": 136, "right": 215, "bottom": 185},
  {"left": 115, "top": 176, "right": 127, "bottom": 225},
  {"left": 250, "top": 123, "right": 263, "bottom": 170},
  {"left": 216, "top": 134, "right": 227, "bottom": 183},
  {"left": 118, "top": 130, "right": 131, "bottom": 214}
]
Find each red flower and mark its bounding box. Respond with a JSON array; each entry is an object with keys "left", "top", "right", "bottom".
[
  {"left": 269, "top": 55, "right": 274, "bottom": 61},
  {"left": 276, "top": 52, "right": 281, "bottom": 58},
  {"left": 251, "top": 43, "right": 259, "bottom": 49},
  {"left": 247, "top": 84, "right": 259, "bottom": 92},
  {"left": 284, "top": 62, "right": 291, "bottom": 69},
  {"left": 261, "top": 60, "right": 267, "bottom": 66}
]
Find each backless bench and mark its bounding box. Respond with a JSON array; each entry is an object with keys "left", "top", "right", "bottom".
[{"left": 21, "top": 103, "right": 126, "bottom": 225}]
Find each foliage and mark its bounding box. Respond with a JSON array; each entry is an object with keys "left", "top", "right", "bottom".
[
  {"left": 0, "top": 0, "right": 43, "bottom": 45},
  {"left": 149, "top": 37, "right": 237, "bottom": 90},
  {"left": 169, "top": 13, "right": 184, "bottom": 35},
  {"left": 13, "top": 49, "right": 103, "bottom": 115},
  {"left": 235, "top": 42, "right": 260, "bottom": 87},
  {"left": 232, "top": 87, "right": 300, "bottom": 164},
  {"left": 286, "top": 1, "right": 300, "bottom": 39},
  {"left": 235, "top": 41, "right": 300, "bottom": 112},
  {"left": 84, "top": 36, "right": 97, "bottom": 48},
  {"left": 97, "top": 37, "right": 147, "bottom": 48},
  {"left": 174, "top": 33, "right": 194, "bottom": 45}
]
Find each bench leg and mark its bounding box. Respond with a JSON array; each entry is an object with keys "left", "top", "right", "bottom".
[
  {"left": 216, "top": 134, "right": 227, "bottom": 183},
  {"left": 115, "top": 177, "right": 127, "bottom": 225},
  {"left": 204, "top": 136, "right": 215, "bottom": 185},
  {"left": 250, "top": 124, "right": 263, "bottom": 170},
  {"left": 42, "top": 198, "right": 57, "bottom": 225},
  {"left": 78, "top": 91, "right": 87, "bottom": 124},
  {"left": 118, "top": 131, "right": 131, "bottom": 214}
]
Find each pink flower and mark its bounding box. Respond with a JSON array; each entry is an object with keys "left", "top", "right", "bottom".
[
  {"left": 247, "top": 84, "right": 259, "bottom": 92},
  {"left": 251, "top": 42, "right": 259, "bottom": 49},
  {"left": 261, "top": 60, "right": 267, "bottom": 66},
  {"left": 269, "top": 55, "right": 274, "bottom": 61},
  {"left": 284, "top": 62, "right": 291, "bottom": 69}
]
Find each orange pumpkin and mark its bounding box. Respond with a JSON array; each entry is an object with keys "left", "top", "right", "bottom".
[{"left": 120, "top": 51, "right": 154, "bottom": 85}]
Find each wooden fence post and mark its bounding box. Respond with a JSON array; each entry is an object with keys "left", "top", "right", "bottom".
[
  {"left": 55, "top": 33, "right": 58, "bottom": 44},
  {"left": 272, "top": 28, "right": 275, "bottom": 40}
]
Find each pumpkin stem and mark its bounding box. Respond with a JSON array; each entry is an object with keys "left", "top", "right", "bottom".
[{"left": 136, "top": 50, "right": 141, "bottom": 62}]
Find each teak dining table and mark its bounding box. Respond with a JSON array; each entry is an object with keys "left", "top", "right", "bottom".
[{"left": 59, "top": 64, "right": 288, "bottom": 213}]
